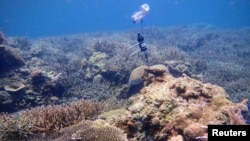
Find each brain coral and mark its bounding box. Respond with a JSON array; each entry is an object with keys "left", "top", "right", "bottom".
[
  {"left": 128, "top": 65, "right": 148, "bottom": 87},
  {"left": 127, "top": 64, "right": 168, "bottom": 97}
]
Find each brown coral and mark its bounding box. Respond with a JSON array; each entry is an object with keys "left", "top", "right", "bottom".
[{"left": 0, "top": 100, "right": 105, "bottom": 140}]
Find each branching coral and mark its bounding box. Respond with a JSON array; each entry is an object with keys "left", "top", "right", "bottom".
[
  {"left": 0, "top": 100, "right": 106, "bottom": 140},
  {"left": 0, "top": 113, "right": 33, "bottom": 140},
  {"left": 92, "top": 40, "right": 119, "bottom": 57},
  {"left": 8, "top": 37, "right": 32, "bottom": 51}
]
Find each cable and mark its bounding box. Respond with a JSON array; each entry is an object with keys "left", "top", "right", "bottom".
[{"left": 140, "top": 20, "right": 144, "bottom": 35}]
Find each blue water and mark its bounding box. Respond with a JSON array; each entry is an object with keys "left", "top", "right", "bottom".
[{"left": 0, "top": 0, "right": 250, "bottom": 38}]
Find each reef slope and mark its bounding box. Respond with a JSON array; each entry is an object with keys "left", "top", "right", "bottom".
[{"left": 101, "top": 65, "right": 248, "bottom": 141}]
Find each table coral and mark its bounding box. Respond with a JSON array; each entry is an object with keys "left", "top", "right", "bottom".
[{"left": 4, "top": 81, "right": 25, "bottom": 93}]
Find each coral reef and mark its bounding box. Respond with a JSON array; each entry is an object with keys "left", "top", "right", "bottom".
[
  {"left": 0, "top": 91, "right": 12, "bottom": 106},
  {"left": 70, "top": 119, "right": 127, "bottom": 141},
  {"left": 110, "top": 67, "right": 248, "bottom": 141},
  {"left": 4, "top": 80, "right": 25, "bottom": 94},
  {"left": 128, "top": 65, "right": 148, "bottom": 87},
  {"left": 28, "top": 119, "right": 127, "bottom": 141},
  {"left": 0, "top": 100, "right": 105, "bottom": 140},
  {"left": 85, "top": 52, "right": 109, "bottom": 79},
  {"left": 1, "top": 26, "right": 249, "bottom": 108},
  {"left": 126, "top": 65, "right": 148, "bottom": 97},
  {"left": 0, "top": 45, "right": 25, "bottom": 73},
  {"left": 28, "top": 69, "right": 64, "bottom": 96},
  {"left": 0, "top": 26, "right": 250, "bottom": 140},
  {"left": 92, "top": 39, "right": 119, "bottom": 57},
  {"left": 1, "top": 68, "right": 247, "bottom": 140}
]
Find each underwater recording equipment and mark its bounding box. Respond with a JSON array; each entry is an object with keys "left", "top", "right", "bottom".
[
  {"left": 129, "top": 3, "right": 150, "bottom": 66},
  {"left": 131, "top": 3, "right": 150, "bottom": 23}
]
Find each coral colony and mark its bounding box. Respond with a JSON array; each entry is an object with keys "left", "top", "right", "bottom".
[{"left": 0, "top": 26, "right": 250, "bottom": 140}]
